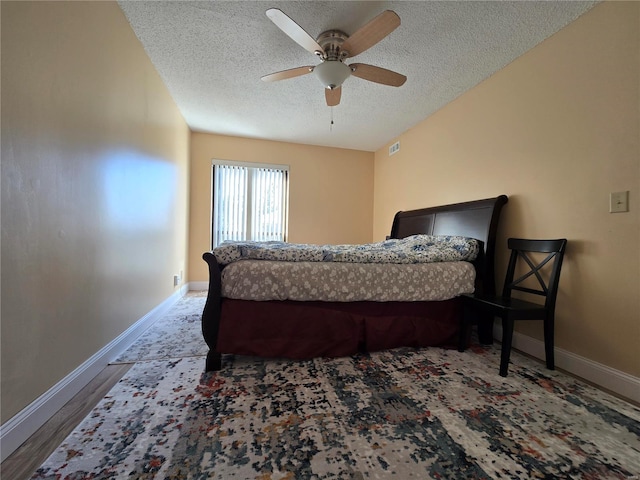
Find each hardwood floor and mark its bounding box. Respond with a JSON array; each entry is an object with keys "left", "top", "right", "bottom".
[{"left": 1, "top": 363, "right": 132, "bottom": 480}]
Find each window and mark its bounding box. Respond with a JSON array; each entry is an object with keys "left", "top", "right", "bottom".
[{"left": 212, "top": 160, "right": 289, "bottom": 247}]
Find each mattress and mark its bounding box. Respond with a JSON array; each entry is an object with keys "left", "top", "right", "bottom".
[{"left": 221, "top": 259, "right": 476, "bottom": 302}]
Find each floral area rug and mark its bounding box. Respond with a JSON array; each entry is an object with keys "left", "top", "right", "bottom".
[
  {"left": 32, "top": 294, "right": 640, "bottom": 479},
  {"left": 112, "top": 291, "right": 209, "bottom": 363}
]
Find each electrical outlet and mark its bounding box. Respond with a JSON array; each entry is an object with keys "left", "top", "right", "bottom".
[
  {"left": 173, "top": 275, "right": 181, "bottom": 286},
  {"left": 609, "top": 191, "right": 629, "bottom": 213}
]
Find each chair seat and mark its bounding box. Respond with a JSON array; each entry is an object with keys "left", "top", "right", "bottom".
[{"left": 461, "top": 293, "right": 547, "bottom": 320}]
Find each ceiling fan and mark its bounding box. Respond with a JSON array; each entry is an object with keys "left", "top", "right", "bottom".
[{"left": 261, "top": 8, "right": 407, "bottom": 107}]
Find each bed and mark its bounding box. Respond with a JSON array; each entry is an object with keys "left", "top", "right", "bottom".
[{"left": 201, "top": 195, "right": 508, "bottom": 371}]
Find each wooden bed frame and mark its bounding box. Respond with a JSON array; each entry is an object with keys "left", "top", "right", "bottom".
[{"left": 201, "top": 195, "right": 508, "bottom": 371}]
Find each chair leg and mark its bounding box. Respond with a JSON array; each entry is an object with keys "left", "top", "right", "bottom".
[
  {"left": 543, "top": 314, "right": 555, "bottom": 370},
  {"left": 499, "top": 317, "right": 514, "bottom": 377}
]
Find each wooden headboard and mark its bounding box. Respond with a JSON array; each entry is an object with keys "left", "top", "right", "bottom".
[{"left": 389, "top": 195, "right": 508, "bottom": 296}]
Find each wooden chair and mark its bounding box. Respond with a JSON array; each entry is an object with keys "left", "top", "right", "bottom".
[{"left": 458, "top": 238, "right": 568, "bottom": 376}]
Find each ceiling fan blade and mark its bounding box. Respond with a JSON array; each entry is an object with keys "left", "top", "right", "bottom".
[
  {"left": 266, "top": 9, "right": 324, "bottom": 56},
  {"left": 350, "top": 63, "right": 406, "bottom": 87},
  {"left": 342, "top": 10, "right": 400, "bottom": 58},
  {"left": 325, "top": 87, "right": 341, "bottom": 106},
  {"left": 261, "top": 66, "right": 314, "bottom": 82}
]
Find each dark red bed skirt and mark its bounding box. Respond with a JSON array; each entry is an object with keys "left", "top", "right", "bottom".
[{"left": 217, "top": 298, "right": 462, "bottom": 359}]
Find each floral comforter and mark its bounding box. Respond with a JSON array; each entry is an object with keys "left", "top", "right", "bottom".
[{"left": 212, "top": 235, "right": 479, "bottom": 266}]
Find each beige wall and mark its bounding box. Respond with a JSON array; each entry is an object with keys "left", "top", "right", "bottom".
[
  {"left": 2, "top": 0, "right": 636, "bottom": 428},
  {"left": 1, "top": 1, "right": 190, "bottom": 422},
  {"left": 189, "top": 133, "right": 374, "bottom": 281},
  {"left": 373, "top": 2, "right": 639, "bottom": 376}
]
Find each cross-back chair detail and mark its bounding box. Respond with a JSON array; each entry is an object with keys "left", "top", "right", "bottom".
[{"left": 459, "top": 238, "right": 568, "bottom": 376}]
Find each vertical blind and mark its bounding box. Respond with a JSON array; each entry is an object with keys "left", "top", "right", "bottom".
[{"left": 212, "top": 162, "right": 288, "bottom": 247}]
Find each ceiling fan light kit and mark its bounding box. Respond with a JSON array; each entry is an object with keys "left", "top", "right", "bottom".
[
  {"left": 314, "top": 61, "right": 351, "bottom": 90},
  {"left": 262, "top": 8, "right": 406, "bottom": 106}
]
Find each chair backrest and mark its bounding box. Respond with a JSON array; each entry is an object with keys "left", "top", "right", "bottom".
[{"left": 502, "top": 238, "right": 568, "bottom": 310}]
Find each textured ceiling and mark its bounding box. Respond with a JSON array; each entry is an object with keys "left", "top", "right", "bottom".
[{"left": 118, "top": 1, "right": 597, "bottom": 152}]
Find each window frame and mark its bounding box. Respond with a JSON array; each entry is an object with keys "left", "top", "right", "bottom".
[{"left": 210, "top": 159, "right": 289, "bottom": 248}]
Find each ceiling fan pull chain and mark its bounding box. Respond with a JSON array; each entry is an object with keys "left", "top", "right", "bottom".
[{"left": 330, "top": 106, "right": 334, "bottom": 131}]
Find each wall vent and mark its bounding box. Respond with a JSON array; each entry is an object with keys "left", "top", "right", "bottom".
[{"left": 389, "top": 141, "right": 400, "bottom": 156}]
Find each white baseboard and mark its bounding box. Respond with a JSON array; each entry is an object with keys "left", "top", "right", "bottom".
[
  {"left": 0, "top": 288, "right": 186, "bottom": 463},
  {"left": 494, "top": 324, "right": 640, "bottom": 404}
]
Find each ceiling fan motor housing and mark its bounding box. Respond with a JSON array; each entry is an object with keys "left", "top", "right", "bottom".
[
  {"left": 316, "top": 30, "right": 349, "bottom": 60},
  {"left": 314, "top": 30, "right": 351, "bottom": 89}
]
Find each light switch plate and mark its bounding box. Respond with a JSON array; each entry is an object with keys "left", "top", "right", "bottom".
[{"left": 609, "top": 191, "right": 629, "bottom": 213}]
